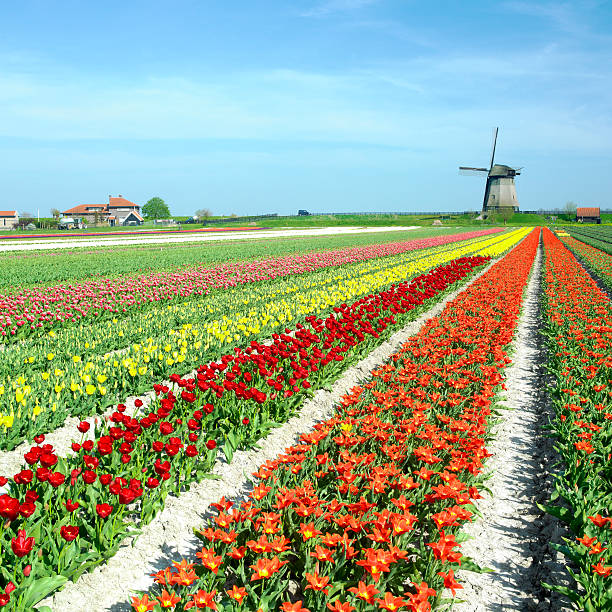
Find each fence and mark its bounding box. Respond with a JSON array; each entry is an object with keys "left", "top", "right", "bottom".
[
  {"left": 202, "top": 210, "right": 612, "bottom": 225},
  {"left": 201, "top": 214, "right": 278, "bottom": 226}
]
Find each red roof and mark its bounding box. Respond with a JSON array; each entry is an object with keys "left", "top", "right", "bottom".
[
  {"left": 108, "top": 196, "right": 139, "bottom": 209},
  {"left": 0, "top": 210, "right": 17, "bottom": 217},
  {"left": 63, "top": 197, "right": 139, "bottom": 215},
  {"left": 576, "top": 207, "right": 600, "bottom": 217},
  {"left": 62, "top": 204, "right": 108, "bottom": 215}
]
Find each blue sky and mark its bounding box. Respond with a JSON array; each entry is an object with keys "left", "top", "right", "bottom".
[{"left": 1, "top": 0, "right": 611, "bottom": 216}]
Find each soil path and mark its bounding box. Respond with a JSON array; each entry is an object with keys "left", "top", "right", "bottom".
[{"left": 453, "top": 239, "right": 571, "bottom": 611}]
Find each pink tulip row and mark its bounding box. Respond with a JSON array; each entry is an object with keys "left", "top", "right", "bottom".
[{"left": 0, "top": 229, "right": 502, "bottom": 339}]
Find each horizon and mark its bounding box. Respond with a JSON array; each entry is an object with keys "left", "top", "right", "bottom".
[{"left": 1, "top": 1, "right": 611, "bottom": 217}]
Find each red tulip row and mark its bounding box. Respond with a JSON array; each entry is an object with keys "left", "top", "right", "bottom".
[
  {"left": 0, "top": 254, "right": 493, "bottom": 611},
  {"left": 539, "top": 229, "right": 612, "bottom": 609},
  {"left": 0, "top": 229, "right": 502, "bottom": 341},
  {"left": 125, "top": 229, "right": 540, "bottom": 612},
  {"left": 560, "top": 234, "right": 612, "bottom": 291}
]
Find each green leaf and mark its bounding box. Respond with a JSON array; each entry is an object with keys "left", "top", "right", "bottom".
[
  {"left": 584, "top": 599, "right": 598, "bottom": 612},
  {"left": 201, "top": 473, "right": 221, "bottom": 480},
  {"left": 537, "top": 502, "right": 572, "bottom": 524},
  {"left": 541, "top": 581, "right": 581, "bottom": 603},
  {"left": 222, "top": 442, "right": 235, "bottom": 463},
  {"left": 460, "top": 557, "right": 494, "bottom": 573},
  {"left": 454, "top": 531, "right": 473, "bottom": 544},
  {"left": 24, "top": 575, "right": 68, "bottom": 609}
]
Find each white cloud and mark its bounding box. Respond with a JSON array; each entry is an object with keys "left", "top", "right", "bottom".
[{"left": 1, "top": 41, "right": 611, "bottom": 158}]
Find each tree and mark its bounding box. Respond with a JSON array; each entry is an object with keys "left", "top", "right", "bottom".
[
  {"left": 143, "top": 197, "right": 170, "bottom": 220},
  {"left": 499, "top": 207, "right": 513, "bottom": 225},
  {"left": 195, "top": 208, "right": 212, "bottom": 219},
  {"left": 50, "top": 208, "right": 60, "bottom": 221},
  {"left": 564, "top": 201, "right": 577, "bottom": 215},
  {"left": 17, "top": 212, "right": 33, "bottom": 229}
]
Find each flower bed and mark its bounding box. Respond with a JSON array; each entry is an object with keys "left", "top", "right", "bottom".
[
  {"left": 124, "top": 229, "right": 540, "bottom": 612},
  {"left": 560, "top": 235, "right": 612, "bottom": 291},
  {"left": 0, "top": 229, "right": 524, "bottom": 450},
  {"left": 539, "top": 229, "right": 612, "bottom": 609},
  {"left": 0, "top": 230, "right": 503, "bottom": 343},
  {"left": 0, "top": 250, "right": 507, "bottom": 611},
  {"left": 566, "top": 226, "right": 612, "bottom": 256}
]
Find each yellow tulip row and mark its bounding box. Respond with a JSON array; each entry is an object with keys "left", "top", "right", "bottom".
[{"left": 0, "top": 230, "right": 527, "bottom": 444}]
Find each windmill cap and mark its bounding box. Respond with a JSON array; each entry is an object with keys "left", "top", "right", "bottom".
[{"left": 489, "top": 164, "right": 520, "bottom": 177}]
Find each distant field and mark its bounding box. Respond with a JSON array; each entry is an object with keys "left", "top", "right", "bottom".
[
  {"left": 3, "top": 212, "right": 609, "bottom": 235},
  {"left": 207, "top": 212, "right": 612, "bottom": 228},
  {"left": 0, "top": 225, "right": 263, "bottom": 240},
  {"left": 0, "top": 226, "right": 479, "bottom": 288}
]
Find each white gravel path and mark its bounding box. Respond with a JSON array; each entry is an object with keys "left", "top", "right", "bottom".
[
  {"left": 0, "top": 226, "right": 418, "bottom": 252},
  {"left": 43, "top": 259, "right": 498, "bottom": 612},
  {"left": 452, "top": 239, "right": 571, "bottom": 611}
]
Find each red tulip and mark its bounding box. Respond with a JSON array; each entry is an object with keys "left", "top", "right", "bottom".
[
  {"left": 11, "top": 529, "right": 35, "bottom": 557},
  {"left": 0, "top": 495, "right": 20, "bottom": 521},
  {"left": 60, "top": 525, "right": 79, "bottom": 541},
  {"left": 96, "top": 503, "right": 113, "bottom": 518},
  {"left": 82, "top": 470, "right": 97, "bottom": 484},
  {"left": 19, "top": 502, "right": 36, "bottom": 518}
]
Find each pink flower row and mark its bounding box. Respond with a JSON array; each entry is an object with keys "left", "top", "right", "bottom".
[{"left": 0, "top": 229, "right": 502, "bottom": 337}]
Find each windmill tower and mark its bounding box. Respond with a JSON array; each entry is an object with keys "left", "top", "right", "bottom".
[{"left": 460, "top": 127, "right": 521, "bottom": 216}]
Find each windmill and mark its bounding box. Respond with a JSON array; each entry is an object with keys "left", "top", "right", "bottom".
[{"left": 460, "top": 127, "right": 521, "bottom": 216}]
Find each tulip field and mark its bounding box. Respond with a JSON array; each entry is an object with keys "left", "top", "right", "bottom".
[
  {"left": 560, "top": 232, "right": 612, "bottom": 291},
  {"left": 0, "top": 228, "right": 508, "bottom": 449},
  {"left": 0, "top": 225, "right": 610, "bottom": 611}
]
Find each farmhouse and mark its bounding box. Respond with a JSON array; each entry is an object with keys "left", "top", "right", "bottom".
[
  {"left": 575, "top": 207, "right": 601, "bottom": 224},
  {"left": 0, "top": 210, "right": 19, "bottom": 229},
  {"left": 62, "top": 195, "right": 144, "bottom": 226}
]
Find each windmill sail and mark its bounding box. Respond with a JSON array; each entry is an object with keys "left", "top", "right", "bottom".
[
  {"left": 459, "top": 167, "right": 488, "bottom": 176},
  {"left": 459, "top": 127, "right": 521, "bottom": 215},
  {"left": 489, "top": 127, "right": 498, "bottom": 171}
]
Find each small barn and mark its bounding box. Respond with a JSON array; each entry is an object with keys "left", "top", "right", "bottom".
[
  {"left": 575, "top": 207, "right": 601, "bottom": 224},
  {"left": 0, "top": 211, "right": 19, "bottom": 229}
]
